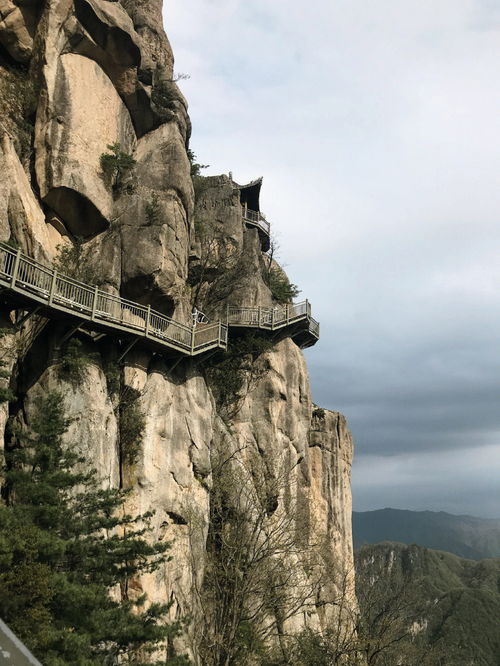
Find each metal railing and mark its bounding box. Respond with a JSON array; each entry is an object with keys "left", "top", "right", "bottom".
[
  {"left": 0, "top": 243, "right": 226, "bottom": 356},
  {"left": 241, "top": 206, "right": 271, "bottom": 237},
  {"left": 0, "top": 243, "right": 318, "bottom": 355},
  {"left": 227, "top": 300, "right": 320, "bottom": 342}
]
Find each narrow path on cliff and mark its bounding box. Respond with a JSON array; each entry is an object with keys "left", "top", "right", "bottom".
[{"left": 0, "top": 241, "right": 319, "bottom": 358}]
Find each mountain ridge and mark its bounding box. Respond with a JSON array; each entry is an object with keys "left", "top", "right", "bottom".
[{"left": 353, "top": 507, "right": 500, "bottom": 559}]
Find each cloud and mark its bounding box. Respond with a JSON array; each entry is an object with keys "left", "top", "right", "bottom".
[
  {"left": 353, "top": 445, "right": 500, "bottom": 519},
  {"left": 166, "top": 0, "right": 500, "bottom": 518}
]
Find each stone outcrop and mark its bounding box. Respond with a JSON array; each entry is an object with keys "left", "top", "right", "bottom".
[
  {"left": 0, "top": 134, "right": 57, "bottom": 260},
  {"left": 120, "top": 121, "right": 193, "bottom": 316},
  {"left": 36, "top": 52, "right": 136, "bottom": 237},
  {"left": 0, "top": 0, "right": 39, "bottom": 63},
  {"left": 0, "top": 0, "right": 356, "bottom": 662}
]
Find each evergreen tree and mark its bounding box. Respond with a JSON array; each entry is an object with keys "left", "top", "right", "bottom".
[{"left": 0, "top": 392, "right": 189, "bottom": 665}]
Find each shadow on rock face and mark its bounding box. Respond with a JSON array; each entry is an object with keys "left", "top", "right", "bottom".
[
  {"left": 121, "top": 273, "right": 176, "bottom": 318},
  {"left": 44, "top": 186, "right": 108, "bottom": 238},
  {"left": 74, "top": 0, "right": 141, "bottom": 68}
]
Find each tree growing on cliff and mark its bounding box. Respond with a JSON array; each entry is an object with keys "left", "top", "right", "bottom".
[
  {"left": 192, "top": 443, "right": 325, "bottom": 666},
  {"left": 261, "top": 238, "right": 300, "bottom": 304},
  {"left": 100, "top": 142, "right": 136, "bottom": 193},
  {"left": 188, "top": 220, "right": 251, "bottom": 316},
  {"left": 204, "top": 332, "right": 274, "bottom": 419},
  {"left": 0, "top": 392, "right": 189, "bottom": 665}
]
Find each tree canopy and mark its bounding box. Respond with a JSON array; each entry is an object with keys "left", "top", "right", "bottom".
[{"left": 0, "top": 391, "right": 189, "bottom": 665}]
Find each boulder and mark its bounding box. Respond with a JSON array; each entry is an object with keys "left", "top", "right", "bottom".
[
  {"left": 35, "top": 52, "right": 136, "bottom": 238},
  {"left": 0, "top": 133, "right": 59, "bottom": 260},
  {"left": 68, "top": 0, "right": 159, "bottom": 136},
  {"left": 0, "top": 0, "right": 39, "bottom": 63},
  {"left": 118, "top": 0, "right": 174, "bottom": 84},
  {"left": 120, "top": 121, "right": 193, "bottom": 318}
]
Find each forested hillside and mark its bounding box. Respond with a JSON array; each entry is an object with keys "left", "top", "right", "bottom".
[{"left": 355, "top": 542, "right": 500, "bottom": 665}]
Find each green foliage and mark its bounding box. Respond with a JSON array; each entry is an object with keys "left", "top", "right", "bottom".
[
  {"left": 103, "top": 360, "right": 121, "bottom": 397},
  {"left": 0, "top": 392, "right": 187, "bottom": 664},
  {"left": 100, "top": 143, "right": 136, "bottom": 192},
  {"left": 119, "top": 386, "right": 146, "bottom": 466},
  {"left": 151, "top": 80, "right": 178, "bottom": 121},
  {"left": 0, "top": 376, "right": 14, "bottom": 403},
  {"left": 187, "top": 149, "right": 209, "bottom": 178},
  {"left": 0, "top": 327, "right": 14, "bottom": 403},
  {"left": 57, "top": 338, "right": 95, "bottom": 386},
  {"left": 145, "top": 192, "right": 162, "bottom": 225},
  {"left": 354, "top": 543, "right": 500, "bottom": 665},
  {"left": 312, "top": 406, "right": 325, "bottom": 419},
  {"left": 0, "top": 53, "right": 36, "bottom": 163},
  {"left": 204, "top": 333, "right": 273, "bottom": 416},
  {"left": 5, "top": 236, "right": 20, "bottom": 250},
  {"left": 53, "top": 239, "right": 101, "bottom": 284},
  {"left": 266, "top": 266, "right": 300, "bottom": 304},
  {"left": 102, "top": 363, "right": 145, "bottom": 466},
  {"left": 188, "top": 227, "right": 250, "bottom": 315}
]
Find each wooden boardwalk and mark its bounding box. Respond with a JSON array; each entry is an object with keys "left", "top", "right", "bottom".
[{"left": 0, "top": 243, "right": 319, "bottom": 357}]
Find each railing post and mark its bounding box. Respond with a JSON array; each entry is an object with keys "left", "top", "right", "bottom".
[
  {"left": 258, "top": 306, "right": 261, "bottom": 327},
  {"left": 145, "top": 305, "right": 151, "bottom": 337},
  {"left": 218, "top": 321, "right": 222, "bottom": 346},
  {"left": 11, "top": 248, "right": 21, "bottom": 287},
  {"left": 191, "top": 325, "right": 195, "bottom": 355},
  {"left": 91, "top": 285, "right": 99, "bottom": 321},
  {"left": 48, "top": 269, "right": 57, "bottom": 304},
  {"left": 271, "top": 307, "right": 275, "bottom": 329},
  {"left": 286, "top": 304, "right": 290, "bottom": 324}
]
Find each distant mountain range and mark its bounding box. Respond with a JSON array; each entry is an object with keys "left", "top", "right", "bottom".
[{"left": 352, "top": 508, "right": 500, "bottom": 559}]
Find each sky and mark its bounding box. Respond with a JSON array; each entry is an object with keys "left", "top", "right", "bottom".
[{"left": 165, "top": 0, "right": 500, "bottom": 519}]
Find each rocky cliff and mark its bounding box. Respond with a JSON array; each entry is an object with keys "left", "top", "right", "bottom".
[{"left": 0, "top": 1, "right": 355, "bottom": 661}]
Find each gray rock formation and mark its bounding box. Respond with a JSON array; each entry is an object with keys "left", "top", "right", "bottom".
[
  {"left": 0, "top": 0, "right": 356, "bottom": 662},
  {"left": 0, "top": 0, "right": 39, "bottom": 63}
]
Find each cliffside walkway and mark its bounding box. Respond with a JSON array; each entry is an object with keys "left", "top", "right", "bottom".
[
  {"left": 0, "top": 244, "right": 227, "bottom": 356},
  {"left": 0, "top": 243, "right": 319, "bottom": 357},
  {"left": 228, "top": 303, "right": 319, "bottom": 348},
  {"left": 242, "top": 206, "right": 271, "bottom": 252}
]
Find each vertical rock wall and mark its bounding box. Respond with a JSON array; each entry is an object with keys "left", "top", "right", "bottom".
[{"left": 0, "top": 0, "right": 356, "bottom": 661}]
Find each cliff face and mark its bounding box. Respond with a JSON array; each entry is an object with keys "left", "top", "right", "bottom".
[{"left": 0, "top": 1, "right": 355, "bottom": 660}]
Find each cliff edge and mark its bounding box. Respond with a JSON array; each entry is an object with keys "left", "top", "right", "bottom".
[{"left": 0, "top": 1, "right": 355, "bottom": 661}]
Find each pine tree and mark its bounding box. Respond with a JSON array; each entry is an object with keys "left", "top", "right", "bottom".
[{"left": 0, "top": 392, "right": 190, "bottom": 665}]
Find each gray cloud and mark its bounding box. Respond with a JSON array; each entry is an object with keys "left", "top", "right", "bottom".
[{"left": 167, "top": 0, "right": 500, "bottom": 518}]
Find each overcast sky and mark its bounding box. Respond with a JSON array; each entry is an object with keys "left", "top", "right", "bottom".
[{"left": 166, "top": 0, "right": 500, "bottom": 519}]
